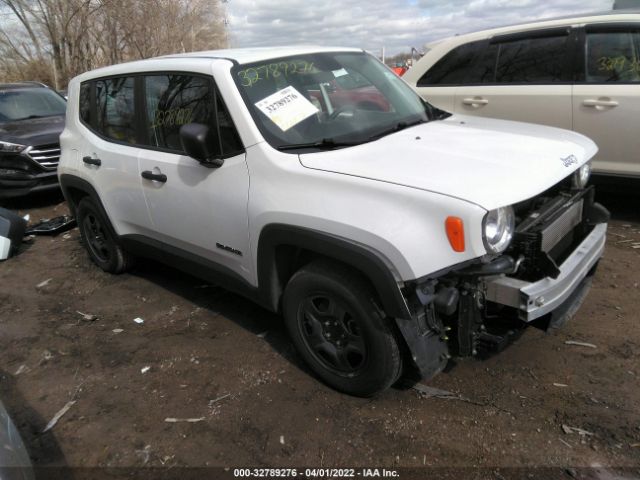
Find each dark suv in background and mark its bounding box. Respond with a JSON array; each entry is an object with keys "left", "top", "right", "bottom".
[{"left": 0, "top": 82, "right": 66, "bottom": 200}]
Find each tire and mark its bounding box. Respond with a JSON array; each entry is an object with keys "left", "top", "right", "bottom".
[
  {"left": 76, "top": 197, "right": 133, "bottom": 274},
  {"left": 282, "top": 260, "right": 402, "bottom": 397}
]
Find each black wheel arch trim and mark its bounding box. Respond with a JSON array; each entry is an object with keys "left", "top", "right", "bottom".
[
  {"left": 58, "top": 176, "right": 411, "bottom": 319},
  {"left": 257, "top": 224, "right": 412, "bottom": 319},
  {"left": 59, "top": 174, "right": 119, "bottom": 240}
]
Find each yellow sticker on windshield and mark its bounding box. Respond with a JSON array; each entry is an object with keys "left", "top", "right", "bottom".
[{"left": 255, "top": 86, "right": 318, "bottom": 131}]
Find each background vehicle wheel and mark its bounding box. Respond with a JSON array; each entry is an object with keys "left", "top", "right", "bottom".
[
  {"left": 283, "top": 260, "right": 402, "bottom": 397},
  {"left": 77, "top": 197, "right": 133, "bottom": 273}
]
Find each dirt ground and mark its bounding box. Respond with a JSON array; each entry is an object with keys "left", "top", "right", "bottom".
[{"left": 0, "top": 187, "right": 639, "bottom": 479}]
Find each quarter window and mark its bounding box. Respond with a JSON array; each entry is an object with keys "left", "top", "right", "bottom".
[
  {"left": 95, "top": 77, "right": 136, "bottom": 143},
  {"left": 79, "top": 82, "right": 91, "bottom": 124},
  {"left": 585, "top": 31, "right": 640, "bottom": 83},
  {"left": 214, "top": 90, "right": 244, "bottom": 156}
]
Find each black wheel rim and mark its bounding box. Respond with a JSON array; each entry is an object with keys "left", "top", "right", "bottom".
[
  {"left": 83, "top": 213, "right": 111, "bottom": 263},
  {"left": 298, "top": 294, "right": 367, "bottom": 376}
]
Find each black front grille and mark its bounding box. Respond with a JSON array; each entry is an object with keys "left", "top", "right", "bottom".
[
  {"left": 508, "top": 187, "right": 593, "bottom": 282},
  {"left": 27, "top": 143, "right": 60, "bottom": 170}
]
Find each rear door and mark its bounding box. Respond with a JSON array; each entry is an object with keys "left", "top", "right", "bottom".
[
  {"left": 572, "top": 24, "right": 640, "bottom": 177},
  {"left": 77, "top": 76, "right": 153, "bottom": 236},
  {"left": 453, "top": 29, "right": 575, "bottom": 130},
  {"left": 137, "top": 73, "right": 252, "bottom": 282}
]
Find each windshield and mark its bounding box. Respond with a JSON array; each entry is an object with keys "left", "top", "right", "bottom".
[
  {"left": 0, "top": 88, "right": 66, "bottom": 123},
  {"left": 232, "top": 51, "right": 446, "bottom": 151}
]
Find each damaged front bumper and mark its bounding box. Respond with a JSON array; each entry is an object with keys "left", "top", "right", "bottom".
[
  {"left": 397, "top": 186, "right": 609, "bottom": 382},
  {"left": 485, "top": 222, "right": 606, "bottom": 322}
]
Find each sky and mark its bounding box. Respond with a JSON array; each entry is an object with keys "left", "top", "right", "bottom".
[{"left": 226, "top": 0, "right": 614, "bottom": 56}]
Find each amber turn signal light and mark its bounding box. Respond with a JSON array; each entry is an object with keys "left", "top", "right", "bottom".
[{"left": 445, "top": 216, "right": 465, "bottom": 252}]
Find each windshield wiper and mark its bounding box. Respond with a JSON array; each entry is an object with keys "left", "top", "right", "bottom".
[
  {"left": 276, "top": 118, "right": 429, "bottom": 151},
  {"left": 368, "top": 118, "right": 427, "bottom": 142},
  {"left": 276, "top": 138, "right": 361, "bottom": 151}
]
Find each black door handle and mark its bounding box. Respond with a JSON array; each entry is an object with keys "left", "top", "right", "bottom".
[
  {"left": 82, "top": 156, "right": 101, "bottom": 166},
  {"left": 141, "top": 170, "right": 167, "bottom": 183}
]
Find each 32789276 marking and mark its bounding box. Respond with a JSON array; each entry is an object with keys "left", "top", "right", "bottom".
[{"left": 237, "top": 60, "right": 315, "bottom": 87}]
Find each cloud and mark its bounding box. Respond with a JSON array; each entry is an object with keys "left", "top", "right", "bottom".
[{"left": 226, "top": 0, "right": 612, "bottom": 55}]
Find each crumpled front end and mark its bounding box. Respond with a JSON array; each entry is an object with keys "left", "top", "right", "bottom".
[{"left": 397, "top": 180, "right": 609, "bottom": 381}]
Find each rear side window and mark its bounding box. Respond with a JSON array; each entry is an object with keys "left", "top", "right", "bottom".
[
  {"left": 144, "top": 74, "right": 243, "bottom": 156},
  {"left": 95, "top": 77, "right": 136, "bottom": 143},
  {"left": 417, "top": 42, "right": 483, "bottom": 86},
  {"left": 493, "top": 35, "right": 569, "bottom": 83},
  {"left": 585, "top": 30, "right": 640, "bottom": 83},
  {"left": 466, "top": 44, "right": 499, "bottom": 84}
]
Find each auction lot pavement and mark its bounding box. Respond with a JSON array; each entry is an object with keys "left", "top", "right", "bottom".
[{"left": 0, "top": 189, "right": 639, "bottom": 478}]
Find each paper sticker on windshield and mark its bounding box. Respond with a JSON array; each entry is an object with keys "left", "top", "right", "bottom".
[
  {"left": 332, "top": 68, "right": 348, "bottom": 78},
  {"left": 255, "top": 86, "right": 318, "bottom": 131}
]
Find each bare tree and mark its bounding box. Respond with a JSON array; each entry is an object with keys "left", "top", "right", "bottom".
[{"left": 0, "top": 0, "right": 229, "bottom": 87}]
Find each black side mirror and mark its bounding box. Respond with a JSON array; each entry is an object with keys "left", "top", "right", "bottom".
[{"left": 179, "top": 123, "right": 223, "bottom": 168}]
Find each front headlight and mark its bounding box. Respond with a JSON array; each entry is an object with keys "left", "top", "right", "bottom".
[
  {"left": 0, "top": 141, "right": 26, "bottom": 153},
  {"left": 572, "top": 161, "right": 591, "bottom": 189},
  {"left": 483, "top": 206, "right": 515, "bottom": 254}
]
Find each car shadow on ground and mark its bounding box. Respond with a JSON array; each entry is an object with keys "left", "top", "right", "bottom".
[
  {"left": 129, "top": 258, "right": 307, "bottom": 373},
  {"left": 0, "top": 190, "right": 65, "bottom": 212},
  {"left": 593, "top": 177, "right": 640, "bottom": 223},
  {"left": 0, "top": 370, "right": 72, "bottom": 479}
]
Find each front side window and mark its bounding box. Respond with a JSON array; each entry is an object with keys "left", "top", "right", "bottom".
[
  {"left": 0, "top": 88, "right": 66, "bottom": 123},
  {"left": 585, "top": 30, "right": 640, "bottom": 83},
  {"left": 232, "top": 51, "right": 442, "bottom": 152},
  {"left": 144, "top": 75, "right": 214, "bottom": 151},
  {"left": 144, "top": 74, "right": 243, "bottom": 156},
  {"left": 494, "top": 35, "right": 569, "bottom": 83},
  {"left": 417, "top": 41, "right": 483, "bottom": 86},
  {"left": 95, "top": 77, "right": 136, "bottom": 143}
]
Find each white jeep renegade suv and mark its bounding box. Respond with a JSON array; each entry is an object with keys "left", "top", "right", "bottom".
[{"left": 58, "top": 46, "right": 609, "bottom": 396}]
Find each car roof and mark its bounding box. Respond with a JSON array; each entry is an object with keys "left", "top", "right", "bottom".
[
  {"left": 73, "top": 45, "right": 364, "bottom": 82},
  {"left": 431, "top": 10, "right": 640, "bottom": 46},
  {"left": 161, "top": 45, "right": 363, "bottom": 63}
]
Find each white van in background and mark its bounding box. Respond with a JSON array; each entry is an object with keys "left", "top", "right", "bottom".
[{"left": 403, "top": 11, "right": 640, "bottom": 179}]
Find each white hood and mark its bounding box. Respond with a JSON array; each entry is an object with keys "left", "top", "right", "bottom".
[{"left": 299, "top": 115, "right": 597, "bottom": 211}]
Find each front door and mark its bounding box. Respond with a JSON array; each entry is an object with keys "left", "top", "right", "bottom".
[{"left": 136, "top": 73, "right": 252, "bottom": 282}]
